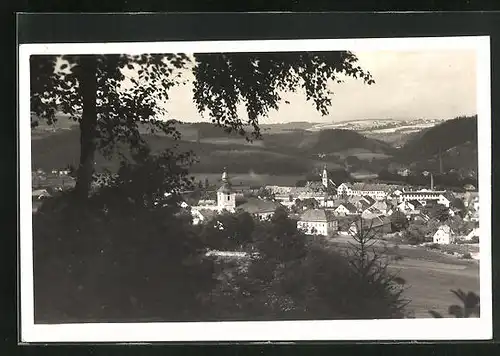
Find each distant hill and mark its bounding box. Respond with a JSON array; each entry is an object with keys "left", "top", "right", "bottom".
[
  {"left": 399, "top": 115, "right": 477, "bottom": 159},
  {"left": 306, "top": 129, "right": 396, "bottom": 156},
  {"left": 30, "top": 127, "right": 342, "bottom": 176},
  {"left": 397, "top": 115, "right": 478, "bottom": 174},
  {"left": 31, "top": 116, "right": 478, "bottom": 180}
]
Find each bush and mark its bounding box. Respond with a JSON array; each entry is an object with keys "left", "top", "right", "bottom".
[
  {"left": 428, "top": 243, "right": 440, "bottom": 250},
  {"left": 33, "top": 155, "right": 217, "bottom": 323},
  {"left": 461, "top": 253, "right": 472, "bottom": 259},
  {"left": 429, "top": 289, "right": 480, "bottom": 318},
  {"left": 204, "top": 212, "right": 410, "bottom": 320}
]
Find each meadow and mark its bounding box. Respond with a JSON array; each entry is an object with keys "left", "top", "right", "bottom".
[
  {"left": 328, "top": 237, "right": 480, "bottom": 318},
  {"left": 392, "top": 259, "right": 479, "bottom": 318}
]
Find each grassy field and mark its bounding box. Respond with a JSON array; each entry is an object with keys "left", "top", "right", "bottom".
[
  {"left": 330, "top": 148, "right": 392, "bottom": 161},
  {"left": 391, "top": 259, "right": 479, "bottom": 318},
  {"left": 327, "top": 236, "right": 480, "bottom": 318}
]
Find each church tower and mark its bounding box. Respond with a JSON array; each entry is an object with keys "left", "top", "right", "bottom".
[
  {"left": 217, "top": 168, "right": 236, "bottom": 212},
  {"left": 322, "top": 165, "right": 329, "bottom": 188}
]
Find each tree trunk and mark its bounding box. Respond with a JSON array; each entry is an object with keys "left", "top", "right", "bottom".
[{"left": 74, "top": 55, "right": 98, "bottom": 200}]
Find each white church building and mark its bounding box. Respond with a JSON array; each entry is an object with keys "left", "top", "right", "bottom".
[{"left": 190, "top": 168, "right": 281, "bottom": 224}]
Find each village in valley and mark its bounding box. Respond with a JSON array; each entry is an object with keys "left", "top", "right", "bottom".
[
  {"left": 32, "top": 160, "right": 480, "bottom": 253},
  {"left": 187, "top": 165, "right": 479, "bottom": 251},
  {"left": 29, "top": 49, "right": 482, "bottom": 322}
]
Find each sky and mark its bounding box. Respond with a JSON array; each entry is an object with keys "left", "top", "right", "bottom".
[{"left": 162, "top": 50, "right": 477, "bottom": 124}]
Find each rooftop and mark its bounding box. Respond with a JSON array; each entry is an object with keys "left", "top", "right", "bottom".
[
  {"left": 300, "top": 209, "right": 336, "bottom": 222},
  {"left": 237, "top": 198, "right": 280, "bottom": 214}
]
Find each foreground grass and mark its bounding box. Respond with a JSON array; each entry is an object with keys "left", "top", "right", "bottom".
[
  {"left": 392, "top": 261, "right": 479, "bottom": 318},
  {"left": 326, "top": 236, "right": 480, "bottom": 318}
]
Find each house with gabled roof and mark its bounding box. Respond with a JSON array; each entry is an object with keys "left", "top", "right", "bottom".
[
  {"left": 370, "top": 200, "right": 389, "bottom": 215},
  {"left": 361, "top": 195, "right": 377, "bottom": 206},
  {"left": 236, "top": 197, "right": 280, "bottom": 220},
  {"left": 349, "top": 216, "right": 392, "bottom": 235},
  {"left": 191, "top": 208, "right": 218, "bottom": 225},
  {"left": 433, "top": 225, "right": 455, "bottom": 244},
  {"left": 337, "top": 182, "right": 398, "bottom": 201},
  {"left": 334, "top": 201, "right": 358, "bottom": 216},
  {"left": 297, "top": 209, "right": 338, "bottom": 236},
  {"left": 361, "top": 207, "right": 384, "bottom": 220},
  {"left": 191, "top": 168, "right": 282, "bottom": 224}
]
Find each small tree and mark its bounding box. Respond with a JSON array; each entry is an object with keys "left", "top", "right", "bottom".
[
  {"left": 424, "top": 203, "right": 450, "bottom": 222},
  {"left": 429, "top": 289, "right": 480, "bottom": 318},
  {"left": 390, "top": 211, "right": 409, "bottom": 232},
  {"left": 302, "top": 198, "right": 319, "bottom": 210},
  {"left": 451, "top": 198, "right": 466, "bottom": 217},
  {"left": 345, "top": 217, "right": 410, "bottom": 318}
]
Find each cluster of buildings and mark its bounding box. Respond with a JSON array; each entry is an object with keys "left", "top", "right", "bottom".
[
  {"left": 31, "top": 164, "right": 480, "bottom": 247},
  {"left": 188, "top": 167, "right": 480, "bottom": 245}
]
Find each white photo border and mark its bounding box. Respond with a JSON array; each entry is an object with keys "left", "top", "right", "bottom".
[{"left": 19, "top": 36, "right": 492, "bottom": 342}]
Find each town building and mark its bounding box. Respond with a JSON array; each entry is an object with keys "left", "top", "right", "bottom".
[
  {"left": 397, "top": 168, "right": 411, "bottom": 177},
  {"left": 400, "top": 189, "right": 454, "bottom": 207},
  {"left": 336, "top": 182, "right": 397, "bottom": 201},
  {"left": 464, "top": 227, "right": 479, "bottom": 242},
  {"left": 348, "top": 216, "right": 392, "bottom": 235},
  {"left": 190, "top": 168, "right": 282, "bottom": 224},
  {"left": 267, "top": 166, "right": 337, "bottom": 208},
  {"left": 191, "top": 208, "right": 218, "bottom": 225},
  {"left": 297, "top": 209, "right": 338, "bottom": 236},
  {"left": 334, "top": 202, "right": 359, "bottom": 216},
  {"left": 433, "top": 225, "right": 455, "bottom": 244}
]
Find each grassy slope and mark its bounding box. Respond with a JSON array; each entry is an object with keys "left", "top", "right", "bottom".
[{"left": 30, "top": 116, "right": 478, "bottom": 178}]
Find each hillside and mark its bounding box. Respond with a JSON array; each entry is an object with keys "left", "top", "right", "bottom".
[
  {"left": 308, "top": 129, "right": 396, "bottom": 156},
  {"left": 30, "top": 115, "right": 479, "bottom": 181},
  {"left": 399, "top": 115, "right": 477, "bottom": 160},
  {"left": 30, "top": 127, "right": 342, "bottom": 176}
]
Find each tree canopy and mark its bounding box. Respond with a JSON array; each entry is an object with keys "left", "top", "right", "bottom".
[{"left": 30, "top": 51, "right": 374, "bottom": 199}]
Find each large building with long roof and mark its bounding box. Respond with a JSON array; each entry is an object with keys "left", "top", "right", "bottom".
[{"left": 190, "top": 168, "right": 282, "bottom": 224}]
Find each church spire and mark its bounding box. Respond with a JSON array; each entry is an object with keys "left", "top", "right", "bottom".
[
  {"left": 221, "top": 167, "right": 228, "bottom": 182},
  {"left": 322, "top": 164, "right": 328, "bottom": 188}
]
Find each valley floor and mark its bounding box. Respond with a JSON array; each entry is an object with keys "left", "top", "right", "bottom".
[{"left": 326, "top": 236, "right": 480, "bottom": 318}]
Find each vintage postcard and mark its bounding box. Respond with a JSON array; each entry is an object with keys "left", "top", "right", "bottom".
[{"left": 19, "top": 36, "right": 491, "bottom": 342}]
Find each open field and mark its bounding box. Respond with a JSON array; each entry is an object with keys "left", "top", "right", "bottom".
[
  {"left": 330, "top": 148, "right": 392, "bottom": 161},
  {"left": 391, "top": 260, "right": 479, "bottom": 318},
  {"left": 326, "top": 236, "right": 480, "bottom": 318}
]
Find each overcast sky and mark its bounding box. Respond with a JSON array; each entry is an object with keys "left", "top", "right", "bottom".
[{"left": 159, "top": 50, "right": 477, "bottom": 124}]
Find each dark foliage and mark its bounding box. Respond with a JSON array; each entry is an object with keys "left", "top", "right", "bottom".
[
  {"left": 428, "top": 289, "right": 480, "bottom": 318},
  {"left": 310, "top": 129, "right": 395, "bottom": 155},
  {"left": 390, "top": 211, "right": 409, "bottom": 232},
  {"left": 203, "top": 209, "right": 410, "bottom": 321},
  {"left": 400, "top": 115, "right": 477, "bottom": 159},
  {"left": 193, "top": 51, "right": 374, "bottom": 140},
  {"left": 30, "top": 51, "right": 373, "bottom": 199},
  {"left": 33, "top": 154, "right": 216, "bottom": 323}
]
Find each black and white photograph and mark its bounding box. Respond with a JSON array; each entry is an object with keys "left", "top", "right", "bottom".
[{"left": 19, "top": 36, "right": 492, "bottom": 342}]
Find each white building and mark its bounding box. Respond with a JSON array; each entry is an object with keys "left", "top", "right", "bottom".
[
  {"left": 464, "top": 228, "right": 479, "bottom": 241},
  {"left": 433, "top": 225, "right": 455, "bottom": 244},
  {"left": 297, "top": 209, "right": 338, "bottom": 236},
  {"left": 334, "top": 202, "right": 358, "bottom": 216},
  {"left": 191, "top": 168, "right": 281, "bottom": 224},
  {"left": 400, "top": 189, "right": 454, "bottom": 207},
  {"left": 336, "top": 182, "right": 396, "bottom": 201}
]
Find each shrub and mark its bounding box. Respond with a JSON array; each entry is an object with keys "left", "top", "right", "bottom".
[
  {"left": 33, "top": 156, "right": 217, "bottom": 323},
  {"left": 204, "top": 212, "right": 410, "bottom": 320},
  {"left": 429, "top": 289, "right": 480, "bottom": 318},
  {"left": 461, "top": 253, "right": 472, "bottom": 259}
]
